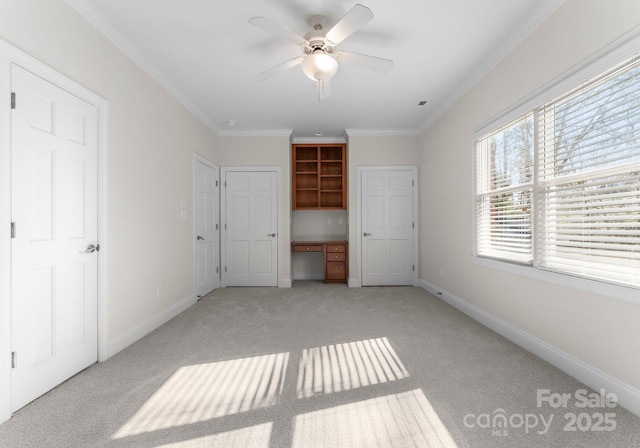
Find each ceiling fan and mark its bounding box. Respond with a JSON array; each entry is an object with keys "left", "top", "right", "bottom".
[{"left": 249, "top": 4, "right": 393, "bottom": 100}]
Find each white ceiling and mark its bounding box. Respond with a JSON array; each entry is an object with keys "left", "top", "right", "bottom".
[{"left": 67, "top": 0, "right": 564, "bottom": 139}]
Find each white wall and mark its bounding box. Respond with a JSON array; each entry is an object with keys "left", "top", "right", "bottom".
[
  {"left": 0, "top": 0, "right": 219, "bottom": 396},
  {"left": 292, "top": 210, "right": 348, "bottom": 241},
  {"left": 215, "top": 135, "right": 292, "bottom": 286},
  {"left": 419, "top": 0, "right": 640, "bottom": 401},
  {"left": 346, "top": 134, "right": 421, "bottom": 285}
]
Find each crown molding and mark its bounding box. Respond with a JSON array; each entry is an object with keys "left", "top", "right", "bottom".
[
  {"left": 216, "top": 129, "right": 293, "bottom": 138},
  {"left": 66, "top": 0, "right": 566, "bottom": 141},
  {"left": 65, "top": 0, "right": 221, "bottom": 135},
  {"left": 419, "top": 0, "right": 566, "bottom": 133},
  {"left": 345, "top": 128, "right": 422, "bottom": 137}
]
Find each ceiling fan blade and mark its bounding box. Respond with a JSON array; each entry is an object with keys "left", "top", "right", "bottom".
[
  {"left": 336, "top": 51, "right": 393, "bottom": 73},
  {"left": 249, "top": 17, "right": 308, "bottom": 46},
  {"left": 325, "top": 4, "right": 374, "bottom": 45},
  {"left": 255, "top": 57, "right": 304, "bottom": 81},
  {"left": 317, "top": 78, "right": 332, "bottom": 100}
]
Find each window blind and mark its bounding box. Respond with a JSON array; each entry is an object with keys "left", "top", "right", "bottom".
[
  {"left": 475, "top": 56, "right": 640, "bottom": 289},
  {"left": 476, "top": 114, "right": 534, "bottom": 263},
  {"left": 537, "top": 58, "right": 640, "bottom": 287}
]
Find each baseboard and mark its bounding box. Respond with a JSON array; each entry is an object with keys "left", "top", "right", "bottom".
[
  {"left": 348, "top": 278, "right": 361, "bottom": 288},
  {"left": 106, "top": 294, "right": 196, "bottom": 359},
  {"left": 279, "top": 279, "right": 292, "bottom": 288},
  {"left": 418, "top": 279, "right": 640, "bottom": 417}
]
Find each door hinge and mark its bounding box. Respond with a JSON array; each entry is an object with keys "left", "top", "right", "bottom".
[
  {"left": 11, "top": 92, "right": 16, "bottom": 109},
  {"left": 413, "top": 265, "right": 415, "bottom": 271},
  {"left": 224, "top": 224, "right": 227, "bottom": 230},
  {"left": 412, "top": 222, "right": 415, "bottom": 229},
  {"left": 224, "top": 181, "right": 227, "bottom": 188},
  {"left": 225, "top": 266, "right": 227, "bottom": 272},
  {"left": 216, "top": 267, "right": 219, "bottom": 274},
  {"left": 215, "top": 180, "right": 218, "bottom": 187},
  {"left": 216, "top": 223, "right": 219, "bottom": 230},
  {"left": 11, "top": 222, "right": 16, "bottom": 238},
  {"left": 11, "top": 352, "right": 17, "bottom": 368},
  {"left": 412, "top": 180, "right": 414, "bottom": 187}
]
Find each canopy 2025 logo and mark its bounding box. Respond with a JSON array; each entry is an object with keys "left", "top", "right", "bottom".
[{"left": 463, "top": 388, "right": 617, "bottom": 437}]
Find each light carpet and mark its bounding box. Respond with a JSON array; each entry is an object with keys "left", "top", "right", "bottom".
[{"left": 1, "top": 282, "right": 638, "bottom": 447}]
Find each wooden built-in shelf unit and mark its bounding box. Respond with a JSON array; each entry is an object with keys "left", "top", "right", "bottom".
[{"left": 292, "top": 143, "right": 346, "bottom": 210}]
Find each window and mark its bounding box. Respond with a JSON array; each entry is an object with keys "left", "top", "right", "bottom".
[
  {"left": 475, "top": 56, "right": 640, "bottom": 289},
  {"left": 476, "top": 114, "right": 534, "bottom": 264}
]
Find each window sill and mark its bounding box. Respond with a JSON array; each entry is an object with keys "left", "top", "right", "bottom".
[{"left": 472, "top": 256, "right": 640, "bottom": 305}]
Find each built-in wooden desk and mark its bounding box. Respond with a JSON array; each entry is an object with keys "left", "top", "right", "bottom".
[{"left": 291, "top": 240, "right": 348, "bottom": 284}]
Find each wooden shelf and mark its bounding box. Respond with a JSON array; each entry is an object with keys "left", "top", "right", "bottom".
[{"left": 292, "top": 144, "right": 346, "bottom": 210}]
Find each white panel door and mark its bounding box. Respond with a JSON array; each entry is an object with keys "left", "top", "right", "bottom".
[
  {"left": 195, "top": 158, "right": 219, "bottom": 298},
  {"left": 11, "top": 65, "right": 98, "bottom": 411},
  {"left": 361, "top": 169, "right": 415, "bottom": 286},
  {"left": 224, "top": 171, "right": 278, "bottom": 286}
]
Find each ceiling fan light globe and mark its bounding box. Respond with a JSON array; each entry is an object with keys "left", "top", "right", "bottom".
[{"left": 302, "top": 53, "right": 338, "bottom": 81}]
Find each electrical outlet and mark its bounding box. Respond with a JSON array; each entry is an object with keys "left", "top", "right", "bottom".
[{"left": 338, "top": 218, "right": 344, "bottom": 224}]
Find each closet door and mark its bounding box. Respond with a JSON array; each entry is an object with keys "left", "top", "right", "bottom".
[
  {"left": 194, "top": 156, "right": 219, "bottom": 297},
  {"left": 223, "top": 170, "right": 278, "bottom": 287},
  {"left": 361, "top": 168, "right": 416, "bottom": 286}
]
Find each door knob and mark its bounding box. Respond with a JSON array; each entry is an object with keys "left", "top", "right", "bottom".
[
  {"left": 197, "top": 235, "right": 205, "bottom": 241},
  {"left": 83, "top": 243, "right": 100, "bottom": 254},
  {"left": 268, "top": 233, "right": 276, "bottom": 237},
  {"left": 363, "top": 232, "right": 371, "bottom": 237}
]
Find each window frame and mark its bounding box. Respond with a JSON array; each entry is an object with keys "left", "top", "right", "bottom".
[
  {"left": 475, "top": 113, "right": 536, "bottom": 265},
  {"left": 471, "top": 28, "right": 640, "bottom": 299}
]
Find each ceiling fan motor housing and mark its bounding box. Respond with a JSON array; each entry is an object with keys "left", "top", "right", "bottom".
[{"left": 304, "top": 38, "right": 334, "bottom": 55}]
